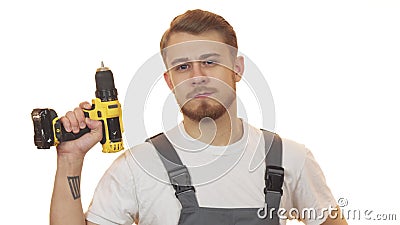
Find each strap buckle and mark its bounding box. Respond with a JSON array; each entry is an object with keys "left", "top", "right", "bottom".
[
  {"left": 264, "top": 166, "right": 284, "bottom": 195},
  {"left": 168, "top": 165, "right": 195, "bottom": 196},
  {"left": 172, "top": 184, "right": 196, "bottom": 197}
]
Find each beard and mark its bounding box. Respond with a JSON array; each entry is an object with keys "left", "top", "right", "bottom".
[{"left": 181, "top": 98, "right": 228, "bottom": 122}]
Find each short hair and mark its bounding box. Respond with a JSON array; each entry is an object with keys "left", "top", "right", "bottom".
[{"left": 160, "top": 9, "right": 238, "bottom": 51}]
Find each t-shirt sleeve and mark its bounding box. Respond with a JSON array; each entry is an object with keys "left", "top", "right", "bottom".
[
  {"left": 86, "top": 152, "right": 138, "bottom": 225},
  {"left": 292, "top": 148, "right": 337, "bottom": 225}
]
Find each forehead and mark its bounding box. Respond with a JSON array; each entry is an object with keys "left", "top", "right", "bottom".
[
  {"left": 162, "top": 31, "right": 236, "bottom": 70},
  {"left": 166, "top": 30, "right": 225, "bottom": 46}
]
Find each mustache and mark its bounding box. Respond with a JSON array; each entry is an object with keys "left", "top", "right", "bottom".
[{"left": 186, "top": 86, "right": 218, "bottom": 99}]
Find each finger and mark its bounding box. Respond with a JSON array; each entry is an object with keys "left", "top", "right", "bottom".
[
  {"left": 66, "top": 111, "right": 80, "bottom": 133},
  {"left": 59, "top": 116, "right": 72, "bottom": 132},
  {"left": 74, "top": 107, "right": 86, "bottom": 129},
  {"left": 79, "top": 101, "right": 92, "bottom": 110}
]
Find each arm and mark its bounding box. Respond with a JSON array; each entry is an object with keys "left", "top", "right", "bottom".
[
  {"left": 288, "top": 147, "right": 348, "bottom": 225},
  {"left": 50, "top": 102, "right": 102, "bottom": 225}
]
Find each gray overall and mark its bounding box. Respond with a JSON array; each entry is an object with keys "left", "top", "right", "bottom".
[{"left": 147, "top": 129, "right": 284, "bottom": 225}]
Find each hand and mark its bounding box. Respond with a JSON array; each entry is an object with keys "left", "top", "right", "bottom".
[{"left": 56, "top": 101, "right": 103, "bottom": 159}]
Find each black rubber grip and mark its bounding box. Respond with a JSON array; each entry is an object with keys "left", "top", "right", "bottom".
[
  {"left": 60, "top": 125, "right": 91, "bottom": 142},
  {"left": 57, "top": 111, "right": 91, "bottom": 142}
]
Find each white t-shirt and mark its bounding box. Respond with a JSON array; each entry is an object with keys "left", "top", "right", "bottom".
[{"left": 86, "top": 121, "right": 337, "bottom": 225}]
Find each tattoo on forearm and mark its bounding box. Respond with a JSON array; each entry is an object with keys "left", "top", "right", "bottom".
[{"left": 67, "top": 176, "right": 81, "bottom": 200}]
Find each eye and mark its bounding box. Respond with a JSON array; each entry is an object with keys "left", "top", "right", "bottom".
[
  {"left": 203, "top": 60, "right": 215, "bottom": 66},
  {"left": 175, "top": 63, "right": 190, "bottom": 71}
]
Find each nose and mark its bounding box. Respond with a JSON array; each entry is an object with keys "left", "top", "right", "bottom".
[{"left": 190, "top": 62, "right": 209, "bottom": 86}]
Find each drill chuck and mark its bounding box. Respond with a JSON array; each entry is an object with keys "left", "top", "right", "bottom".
[{"left": 95, "top": 62, "right": 118, "bottom": 102}]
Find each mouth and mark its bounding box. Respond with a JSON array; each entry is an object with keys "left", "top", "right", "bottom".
[
  {"left": 186, "top": 86, "right": 218, "bottom": 99},
  {"left": 193, "top": 92, "right": 213, "bottom": 98}
]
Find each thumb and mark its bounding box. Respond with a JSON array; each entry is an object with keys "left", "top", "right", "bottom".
[
  {"left": 85, "top": 118, "right": 103, "bottom": 140},
  {"left": 85, "top": 118, "right": 102, "bottom": 130}
]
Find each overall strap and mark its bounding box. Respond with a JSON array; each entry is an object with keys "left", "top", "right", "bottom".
[
  {"left": 146, "top": 133, "right": 199, "bottom": 208},
  {"left": 258, "top": 129, "right": 284, "bottom": 224}
]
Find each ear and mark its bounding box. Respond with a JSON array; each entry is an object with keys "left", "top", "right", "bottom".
[
  {"left": 233, "top": 56, "right": 244, "bottom": 82},
  {"left": 163, "top": 71, "right": 174, "bottom": 90}
]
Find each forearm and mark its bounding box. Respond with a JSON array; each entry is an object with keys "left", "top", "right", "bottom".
[{"left": 50, "top": 155, "right": 86, "bottom": 225}]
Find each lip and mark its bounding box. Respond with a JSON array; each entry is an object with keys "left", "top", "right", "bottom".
[
  {"left": 186, "top": 87, "right": 218, "bottom": 99},
  {"left": 193, "top": 92, "right": 213, "bottom": 98}
]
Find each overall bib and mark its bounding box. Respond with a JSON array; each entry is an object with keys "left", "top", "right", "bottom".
[{"left": 147, "top": 130, "right": 284, "bottom": 225}]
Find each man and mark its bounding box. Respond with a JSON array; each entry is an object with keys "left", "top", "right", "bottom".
[{"left": 50, "top": 9, "right": 347, "bottom": 225}]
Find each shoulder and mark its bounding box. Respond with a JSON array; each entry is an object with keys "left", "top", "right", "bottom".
[
  {"left": 251, "top": 126, "right": 308, "bottom": 172},
  {"left": 120, "top": 139, "right": 171, "bottom": 185},
  {"left": 280, "top": 136, "right": 327, "bottom": 182},
  {"left": 277, "top": 136, "right": 336, "bottom": 212},
  {"left": 281, "top": 137, "right": 308, "bottom": 172},
  {"left": 108, "top": 141, "right": 157, "bottom": 172},
  {"left": 97, "top": 140, "right": 164, "bottom": 189},
  {"left": 254, "top": 127, "right": 310, "bottom": 189},
  {"left": 125, "top": 140, "right": 158, "bottom": 160}
]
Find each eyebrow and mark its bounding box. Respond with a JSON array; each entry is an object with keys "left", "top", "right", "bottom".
[
  {"left": 170, "top": 57, "right": 190, "bottom": 67},
  {"left": 170, "top": 53, "right": 221, "bottom": 66},
  {"left": 199, "top": 53, "right": 221, "bottom": 60}
]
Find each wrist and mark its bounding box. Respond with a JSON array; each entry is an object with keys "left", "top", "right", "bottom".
[{"left": 56, "top": 153, "right": 85, "bottom": 174}]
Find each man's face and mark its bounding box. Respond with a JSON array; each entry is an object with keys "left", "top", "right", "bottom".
[{"left": 163, "top": 31, "right": 243, "bottom": 122}]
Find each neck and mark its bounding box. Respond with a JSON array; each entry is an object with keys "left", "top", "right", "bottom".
[{"left": 182, "top": 104, "right": 243, "bottom": 146}]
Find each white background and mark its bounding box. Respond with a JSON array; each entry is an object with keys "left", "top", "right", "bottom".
[{"left": 1, "top": 0, "right": 399, "bottom": 224}]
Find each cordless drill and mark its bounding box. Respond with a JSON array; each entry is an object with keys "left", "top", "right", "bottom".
[{"left": 31, "top": 62, "right": 124, "bottom": 153}]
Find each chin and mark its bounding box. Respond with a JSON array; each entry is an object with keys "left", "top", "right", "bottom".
[{"left": 181, "top": 100, "right": 226, "bottom": 122}]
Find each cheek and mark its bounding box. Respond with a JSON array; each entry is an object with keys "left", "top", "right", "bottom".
[
  {"left": 217, "top": 72, "right": 236, "bottom": 89},
  {"left": 171, "top": 80, "right": 192, "bottom": 101},
  {"left": 170, "top": 74, "right": 189, "bottom": 87},
  {"left": 172, "top": 77, "right": 190, "bottom": 91}
]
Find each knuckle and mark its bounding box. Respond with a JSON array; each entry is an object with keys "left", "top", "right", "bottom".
[
  {"left": 66, "top": 112, "right": 77, "bottom": 124},
  {"left": 80, "top": 101, "right": 91, "bottom": 109},
  {"left": 66, "top": 111, "right": 74, "bottom": 118},
  {"left": 74, "top": 107, "right": 83, "bottom": 113},
  {"left": 59, "top": 116, "right": 68, "bottom": 124}
]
